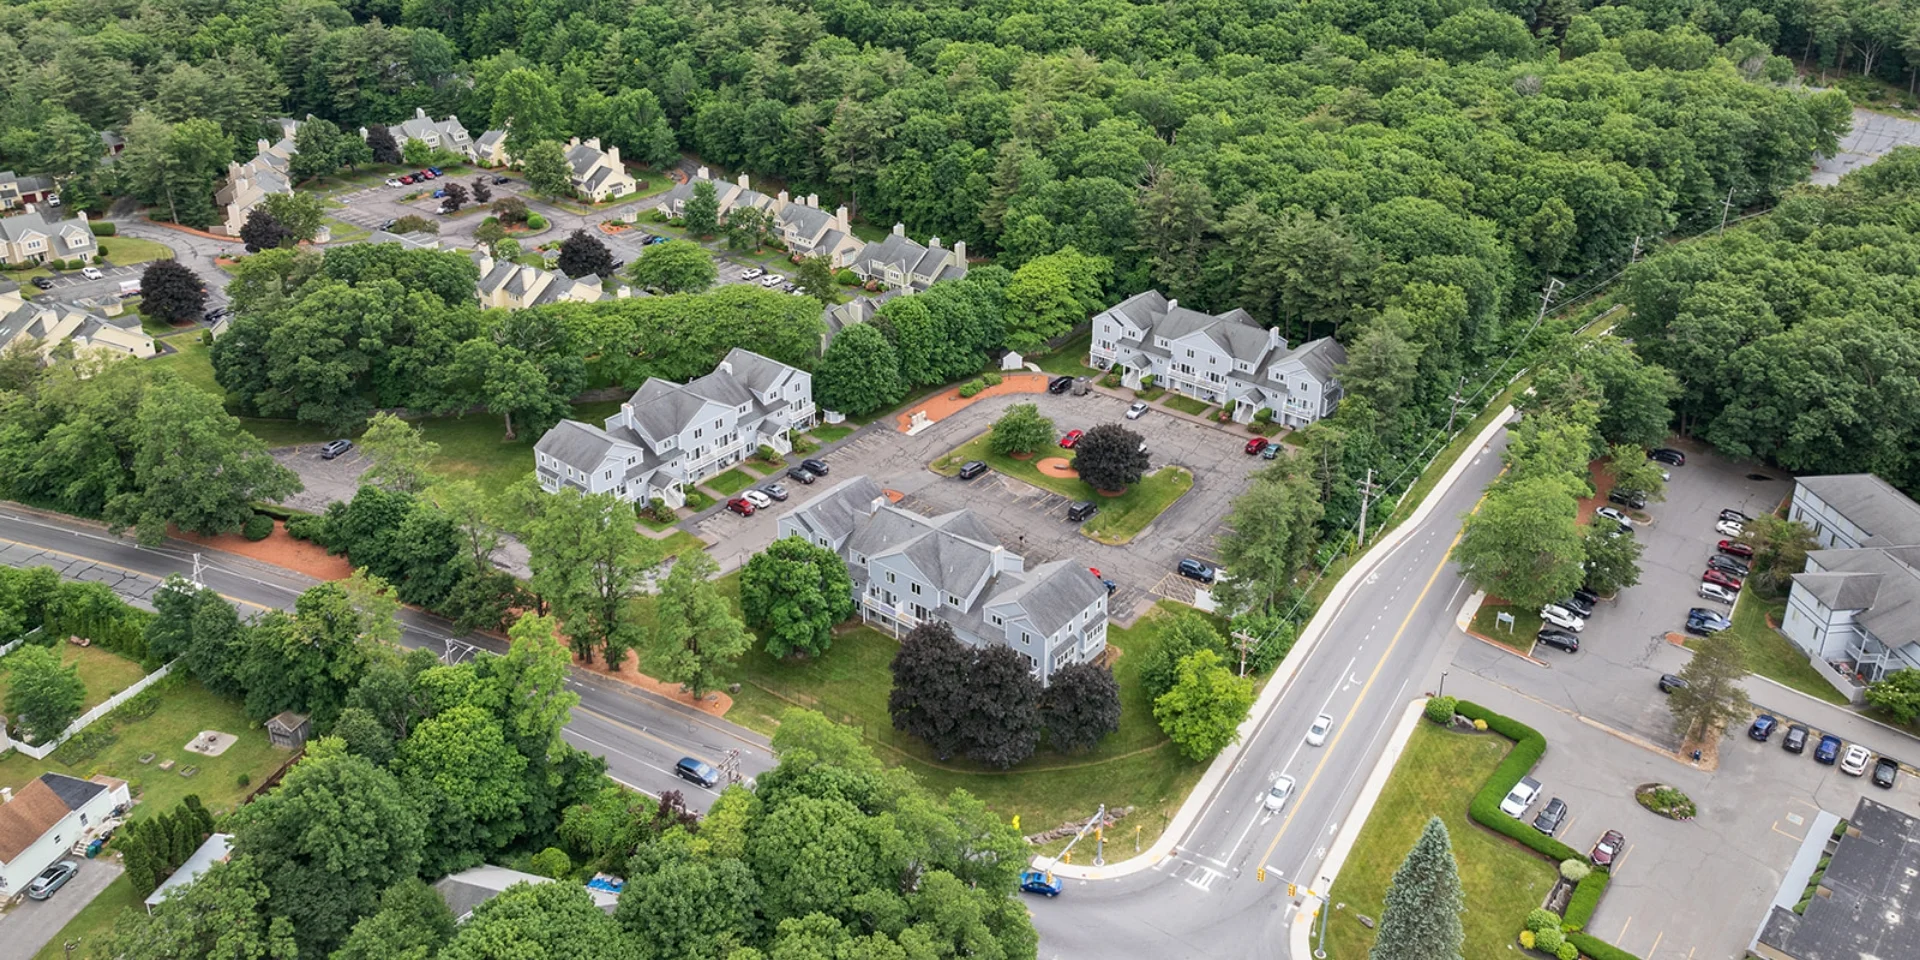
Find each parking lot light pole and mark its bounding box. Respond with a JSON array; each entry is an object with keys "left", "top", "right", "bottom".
[{"left": 1437, "top": 671, "right": 1448, "bottom": 700}]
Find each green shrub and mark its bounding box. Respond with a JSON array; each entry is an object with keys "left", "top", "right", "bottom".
[
  {"left": 90, "top": 221, "right": 117, "bottom": 236},
  {"left": 835, "top": 268, "right": 858, "bottom": 285},
  {"left": 1455, "top": 699, "right": 1584, "bottom": 864},
  {"left": 54, "top": 729, "right": 119, "bottom": 765},
  {"left": 1140, "top": 373, "right": 1157, "bottom": 388},
  {"left": 242, "top": 514, "right": 274, "bottom": 541},
  {"left": 1518, "top": 930, "right": 1535, "bottom": 950},
  {"left": 1525, "top": 909, "right": 1562, "bottom": 935},
  {"left": 114, "top": 685, "right": 164, "bottom": 723},
  {"left": 983, "top": 372, "right": 1002, "bottom": 386},
  {"left": 526, "top": 213, "right": 548, "bottom": 230},
  {"left": 668, "top": 216, "right": 685, "bottom": 227},
  {"left": 1567, "top": 931, "right": 1644, "bottom": 960},
  {"left": 1255, "top": 407, "right": 1274, "bottom": 423},
  {"left": 1556, "top": 942, "right": 1579, "bottom": 960},
  {"left": 1563, "top": 868, "right": 1610, "bottom": 930},
  {"left": 286, "top": 515, "right": 327, "bottom": 543},
  {"left": 650, "top": 210, "right": 669, "bottom": 223},
  {"left": 530, "top": 846, "right": 572, "bottom": 879},
  {"left": 1560, "top": 858, "right": 1590, "bottom": 881},
  {"left": 237, "top": 772, "right": 251, "bottom": 788},
  {"left": 1424, "top": 695, "right": 1457, "bottom": 724},
  {"left": 1534, "top": 925, "right": 1565, "bottom": 954},
  {"left": 957, "top": 379, "right": 986, "bottom": 398}
]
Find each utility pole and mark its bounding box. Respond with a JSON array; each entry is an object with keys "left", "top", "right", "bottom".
[
  {"left": 1355, "top": 469, "right": 1381, "bottom": 548},
  {"left": 1719, "top": 185, "right": 1737, "bottom": 235},
  {"left": 1442, "top": 374, "right": 1469, "bottom": 435},
  {"left": 1232, "top": 630, "right": 1257, "bottom": 677},
  {"left": 1629, "top": 234, "right": 1642, "bottom": 264},
  {"left": 1535, "top": 278, "right": 1564, "bottom": 328}
]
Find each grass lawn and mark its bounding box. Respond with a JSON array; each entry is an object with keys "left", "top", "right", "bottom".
[
  {"left": 1469, "top": 602, "right": 1539, "bottom": 653},
  {"left": 1161, "top": 394, "right": 1212, "bottom": 417},
  {"left": 0, "top": 644, "right": 150, "bottom": 713},
  {"left": 684, "top": 488, "right": 716, "bottom": 512},
  {"left": 101, "top": 236, "right": 174, "bottom": 266},
  {"left": 151, "top": 335, "right": 221, "bottom": 395},
  {"left": 31, "top": 872, "right": 141, "bottom": 960},
  {"left": 716, "top": 601, "right": 1217, "bottom": 844},
  {"left": 325, "top": 217, "right": 372, "bottom": 244},
  {"left": 930, "top": 433, "right": 1193, "bottom": 544},
  {"left": 1030, "top": 331, "right": 1100, "bottom": 378},
  {"left": 654, "top": 530, "right": 707, "bottom": 559},
  {"left": 1323, "top": 724, "right": 1558, "bottom": 959},
  {"left": 809, "top": 424, "right": 855, "bottom": 445},
  {"left": 704, "top": 468, "right": 758, "bottom": 497},
  {"left": 1134, "top": 386, "right": 1166, "bottom": 401},
  {"left": 1689, "top": 591, "right": 1848, "bottom": 705},
  {"left": 0, "top": 677, "right": 291, "bottom": 822}
]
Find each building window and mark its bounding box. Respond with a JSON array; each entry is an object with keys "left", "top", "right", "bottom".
[
  {"left": 887, "top": 572, "right": 897, "bottom": 584},
  {"left": 990, "top": 614, "right": 1003, "bottom": 626},
  {"left": 693, "top": 428, "right": 703, "bottom": 440},
  {"left": 910, "top": 582, "right": 922, "bottom": 595},
  {"left": 714, "top": 418, "right": 724, "bottom": 430},
  {"left": 948, "top": 595, "right": 963, "bottom": 607},
  {"left": 603, "top": 470, "right": 613, "bottom": 480},
  {"left": 856, "top": 554, "right": 866, "bottom": 565},
  {"left": 1185, "top": 349, "right": 1195, "bottom": 358}
]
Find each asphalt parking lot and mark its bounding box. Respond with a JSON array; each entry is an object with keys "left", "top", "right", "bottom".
[
  {"left": 694, "top": 390, "right": 1266, "bottom": 621},
  {"left": 271, "top": 442, "right": 369, "bottom": 514}
]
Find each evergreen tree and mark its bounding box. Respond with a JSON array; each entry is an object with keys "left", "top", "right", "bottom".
[{"left": 1370, "top": 816, "right": 1467, "bottom": 960}]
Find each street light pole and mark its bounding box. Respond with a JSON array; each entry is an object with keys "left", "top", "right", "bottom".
[{"left": 1438, "top": 671, "right": 1448, "bottom": 700}]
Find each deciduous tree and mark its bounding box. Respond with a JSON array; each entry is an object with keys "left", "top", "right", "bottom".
[
  {"left": 1370, "top": 817, "right": 1467, "bottom": 960},
  {"left": 740, "top": 535, "right": 855, "bottom": 659},
  {"left": 795, "top": 255, "right": 836, "bottom": 305},
  {"left": 439, "top": 877, "right": 628, "bottom": 960},
  {"left": 1865, "top": 669, "right": 1920, "bottom": 725},
  {"left": 106, "top": 378, "right": 302, "bottom": 544},
  {"left": 358, "top": 412, "right": 439, "bottom": 494},
  {"left": 888, "top": 622, "right": 974, "bottom": 760},
  {"left": 332, "top": 877, "right": 456, "bottom": 960},
  {"left": 1737, "top": 515, "right": 1818, "bottom": 596},
  {"left": 814, "top": 323, "right": 904, "bottom": 416},
  {"left": 556, "top": 229, "right": 615, "bottom": 279},
  {"left": 988, "top": 403, "right": 1055, "bottom": 457},
  {"left": 1154, "top": 649, "right": 1254, "bottom": 761},
  {"left": 628, "top": 238, "right": 716, "bottom": 293},
  {"left": 1003, "top": 246, "right": 1110, "bottom": 352},
  {"left": 260, "top": 192, "right": 328, "bottom": 244},
  {"left": 140, "top": 259, "right": 207, "bottom": 325},
  {"left": 394, "top": 703, "right": 530, "bottom": 875},
  {"left": 440, "top": 181, "right": 469, "bottom": 213},
  {"left": 1039, "top": 660, "right": 1121, "bottom": 753},
  {"left": 1072, "top": 422, "right": 1150, "bottom": 493},
  {"left": 1454, "top": 476, "right": 1587, "bottom": 611},
  {"left": 683, "top": 179, "right": 720, "bottom": 237},
  {"left": 1216, "top": 455, "right": 1324, "bottom": 614},
  {"left": 239, "top": 207, "right": 293, "bottom": 252},
  {"left": 95, "top": 857, "right": 297, "bottom": 960},
  {"left": 500, "top": 481, "right": 660, "bottom": 667},
  {"left": 1580, "top": 523, "right": 1644, "bottom": 598},
  {"left": 3, "top": 645, "right": 85, "bottom": 744},
  {"left": 520, "top": 140, "right": 572, "bottom": 198},
  {"left": 1668, "top": 632, "right": 1751, "bottom": 747},
  {"left": 649, "top": 550, "right": 752, "bottom": 698},
  {"left": 366, "top": 125, "right": 401, "bottom": 165}
]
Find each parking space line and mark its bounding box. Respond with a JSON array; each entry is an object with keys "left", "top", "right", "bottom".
[
  {"left": 1613, "top": 843, "right": 1633, "bottom": 874},
  {"left": 1615, "top": 916, "right": 1631, "bottom": 943},
  {"left": 1645, "top": 931, "right": 1663, "bottom": 956}
]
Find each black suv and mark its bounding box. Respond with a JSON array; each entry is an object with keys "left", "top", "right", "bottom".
[
  {"left": 1536, "top": 629, "right": 1580, "bottom": 653},
  {"left": 1873, "top": 757, "right": 1898, "bottom": 788},
  {"left": 1783, "top": 724, "right": 1809, "bottom": 754},
  {"left": 801, "top": 458, "right": 830, "bottom": 476},
  {"left": 786, "top": 465, "right": 817, "bottom": 484},
  {"left": 1607, "top": 489, "right": 1647, "bottom": 509},
  {"left": 1532, "top": 798, "right": 1568, "bottom": 836},
  {"left": 957, "top": 460, "right": 989, "bottom": 480},
  {"left": 1649, "top": 448, "right": 1686, "bottom": 466},
  {"left": 1558, "top": 594, "right": 1595, "bottom": 618},
  {"left": 1048, "top": 375, "right": 1075, "bottom": 394},
  {"left": 1658, "top": 674, "right": 1688, "bottom": 694}
]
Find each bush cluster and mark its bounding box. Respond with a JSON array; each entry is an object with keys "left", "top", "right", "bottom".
[
  {"left": 90, "top": 221, "right": 116, "bottom": 236},
  {"left": 286, "top": 515, "right": 327, "bottom": 543},
  {"left": 957, "top": 379, "right": 986, "bottom": 398},
  {"left": 242, "top": 514, "right": 274, "bottom": 541},
  {"left": 1456, "top": 699, "right": 1583, "bottom": 864},
  {"left": 982, "top": 372, "right": 1002, "bottom": 386},
  {"left": 1424, "top": 695, "right": 1457, "bottom": 723},
  {"left": 1563, "top": 868, "right": 1610, "bottom": 931}
]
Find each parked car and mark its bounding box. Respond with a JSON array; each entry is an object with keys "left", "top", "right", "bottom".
[
  {"left": 493, "top": 175, "right": 512, "bottom": 184},
  {"left": 26, "top": 860, "right": 79, "bottom": 900},
  {"left": 1658, "top": 673, "right": 1688, "bottom": 694},
  {"left": 1589, "top": 830, "right": 1625, "bottom": 867},
  {"left": 1059, "top": 429, "right": 1084, "bottom": 449},
  {"left": 1749, "top": 714, "right": 1778, "bottom": 741},
  {"left": 1019, "top": 870, "right": 1063, "bottom": 897},
  {"left": 427, "top": 166, "right": 443, "bottom": 176},
  {"left": 725, "top": 497, "right": 755, "bottom": 516},
  {"left": 1715, "top": 519, "right": 1746, "bottom": 538},
  {"left": 1688, "top": 607, "right": 1731, "bottom": 629},
  {"left": 1558, "top": 594, "right": 1595, "bottom": 618},
  {"left": 1698, "top": 582, "right": 1738, "bottom": 605},
  {"left": 1718, "top": 539, "right": 1755, "bottom": 558},
  {"left": 1048, "top": 375, "right": 1075, "bottom": 394},
  {"left": 1532, "top": 798, "right": 1569, "bottom": 836},
  {"left": 1246, "top": 437, "right": 1271, "bottom": 456},
  {"left": 1572, "top": 586, "right": 1602, "bottom": 606},
  {"left": 761, "top": 483, "right": 789, "bottom": 501},
  {"left": 800, "top": 458, "right": 829, "bottom": 476},
  {"left": 1177, "top": 558, "right": 1216, "bottom": 584},
  {"left": 399, "top": 174, "right": 415, "bottom": 184},
  {"left": 1499, "top": 776, "right": 1542, "bottom": 817},
  {"left": 203, "top": 306, "right": 231, "bottom": 323},
  {"left": 385, "top": 178, "right": 402, "bottom": 187},
  {"left": 433, "top": 187, "right": 447, "bottom": 198},
  {"left": 80, "top": 266, "right": 104, "bottom": 281},
  {"left": 1264, "top": 774, "right": 1297, "bottom": 812},
  {"left": 1684, "top": 611, "right": 1729, "bottom": 636},
  {"left": 1539, "top": 605, "right": 1586, "bottom": 632},
  {"left": 1702, "top": 568, "right": 1744, "bottom": 591},
  {"left": 1840, "top": 744, "right": 1872, "bottom": 776},
  {"left": 418, "top": 169, "right": 436, "bottom": 179},
  {"left": 739, "top": 266, "right": 765, "bottom": 281},
  {"left": 760, "top": 273, "right": 785, "bottom": 288},
  {"left": 45, "top": 193, "right": 60, "bottom": 207},
  {"left": 1306, "top": 714, "right": 1333, "bottom": 747},
  {"left": 1707, "top": 554, "right": 1750, "bottom": 578},
  {"left": 1595, "top": 506, "right": 1635, "bottom": 528},
  {"left": 1784, "top": 724, "right": 1809, "bottom": 753},
  {"left": 1607, "top": 489, "right": 1648, "bottom": 509},
  {"left": 1261, "top": 443, "right": 1280, "bottom": 460},
  {"left": 1126, "top": 401, "right": 1149, "bottom": 420},
  {"left": 31, "top": 276, "right": 54, "bottom": 289},
  {"left": 781, "top": 281, "right": 798, "bottom": 292},
  {"left": 1720, "top": 509, "right": 1753, "bottom": 524},
  {"left": 1066, "top": 501, "right": 1098, "bottom": 522},
  {"left": 380, "top": 218, "right": 399, "bottom": 232},
  {"left": 1648, "top": 448, "right": 1686, "bottom": 466},
  {"left": 320, "top": 439, "right": 354, "bottom": 460},
  {"left": 786, "top": 466, "right": 817, "bottom": 484},
  {"left": 957, "top": 460, "right": 989, "bottom": 480},
  {"left": 1873, "top": 757, "right": 1899, "bottom": 788},
  {"left": 1814, "top": 734, "right": 1842, "bottom": 764},
  {"left": 675, "top": 757, "right": 720, "bottom": 788},
  {"left": 743, "top": 490, "right": 773, "bottom": 510},
  {"left": 1536, "top": 629, "right": 1580, "bottom": 653}
]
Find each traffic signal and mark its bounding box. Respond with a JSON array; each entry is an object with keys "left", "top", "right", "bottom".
[
  {"left": 1257, "top": 867, "right": 1266, "bottom": 882},
  {"left": 1288, "top": 883, "right": 1297, "bottom": 896}
]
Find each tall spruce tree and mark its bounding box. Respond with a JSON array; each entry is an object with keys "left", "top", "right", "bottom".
[{"left": 1371, "top": 816, "right": 1466, "bottom": 960}]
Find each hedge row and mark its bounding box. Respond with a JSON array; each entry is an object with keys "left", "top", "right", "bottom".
[
  {"left": 1453, "top": 699, "right": 1583, "bottom": 864},
  {"left": 1567, "top": 932, "right": 1644, "bottom": 960},
  {"left": 1563, "top": 868, "right": 1610, "bottom": 931}
]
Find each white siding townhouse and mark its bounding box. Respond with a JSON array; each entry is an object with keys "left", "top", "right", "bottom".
[
  {"left": 778, "top": 476, "right": 1110, "bottom": 686},
  {"left": 652, "top": 170, "right": 866, "bottom": 269},
  {"left": 216, "top": 118, "right": 302, "bottom": 237},
  {"left": 0, "top": 279, "right": 156, "bottom": 360},
  {"left": 472, "top": 253, "right": 630, "bottom": 310},
  {"left": 385, "top": 108, "right": 473, "bottom": 159},
  {"left": 563, "top": 137, "right": 639, "bottom": 203},
  {"left": 1089, "top": 290, "right": 1347, "bottom": 429},
  {"left": 1780, "top": 474, "right": 1920, "bottom": 698},
  {"left": 533, "top": 348, "right": 815, "bottom": 508},
  {"left": 0, "top": 204, "right": 94, "bottom": 266},
  {"left": 0, "top": 773, "right": 131, "bottom": 900},
  {"left": 846, "top": 223, "right": 968, "bottom": 293}
]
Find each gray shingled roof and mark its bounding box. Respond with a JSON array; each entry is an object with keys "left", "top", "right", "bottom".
[
  {"left": 850, "top": 233, "right": 963, "bottom": 288},
  {"left": 1800, "top": 547, "right": 1920, "bottom": 649},
  {"left": 475, "top": 129, "right": 506, "bottom": 152},
  {"left": 40, "top": 772, "right": 106, "bottom": 811},
  {"left": 779, "top": 202, "right": 836, "bottom": 239},
  {"left": 1797, "top": 474, "right": 1920, "bottom": 546},
  {"left": 784, "top": 476, "right": 888, "bottom": 546},
  {"left": 1282, "top": 337, "right": 1348, "bottom": 382},
  {"left": 719, "top": 348, "right": 790, "bottom": 395},
  {"left": 1792, "top": 571, "right": 1884, "bottom": 611},
  {"left": 534, "top": 420, "right": 620, "bottom": 471},
  {"left": 987, "top": 560, "right": 1107, "bottom": 638}
]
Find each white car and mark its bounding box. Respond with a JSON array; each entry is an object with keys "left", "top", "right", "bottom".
[
  {"left": 1306, "top": 714, "right": 1333, "bottom": 747},
  {"left": 1840, "top": 744, "right": 1872, "bottom": 776},
  {"left": 1500, "top": 776, "right": 1542, "bottom": 817},
  {"left": 1540, "top": 606, "right": 1585, "bottom": 632},
  {"left": 1126, "top": 401, "right": 1149, "bottom": 420},
  {"left": 385, "top": 178, "right": 402, "bottom": 187},
  {"left": 742, "top": 490, "right": 773, "bottom": 510},
  {"left": 1715, "top": 520, "right": 1745, "bottom": 538},
  {"left": 740, "top": 266, "right": 765, "bottom": 280},
  {"left": 1698, "top": 582, "right": 1738, "bottom": 605},
  {"left": 1595, "top": 507, "right": 1634, "bottom": 528},
  {"left": 1263, "top": 775, "right": 1296, "bottom": 812},
  {"left": 46, "top": 194, "right": 61, "bottom": 207},
  {"left": 80, "top": 266, "right": 104, "bottom": 280},
  {"left": 760, "top": 273, "right": 785, "bottom": 288}
]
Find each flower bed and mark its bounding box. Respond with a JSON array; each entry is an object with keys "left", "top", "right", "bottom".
[{"left": 1634, "top": 783, "right": 1697, "bottom": 820}]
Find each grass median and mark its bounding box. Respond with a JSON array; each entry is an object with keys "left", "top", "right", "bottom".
[
  {"left": 930, "top": 432, "right": 1192, "bottom": 544},
  {"left": 1690, "top": 591, "right": 1847, "bottom": 705},
  {"left": 1323, "top": 723, "right": 1558, "bottom": 959},
  {"left": 1469, "top": 602, "right": 1540, "bottom": 653}
]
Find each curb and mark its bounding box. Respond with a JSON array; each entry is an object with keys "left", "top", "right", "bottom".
[
  {"left": 1292, "top": 698, "right": 1431, "bottom": 960},
  {"left": 1040, "top": 405, "right": 1513, "bottom": 880}
]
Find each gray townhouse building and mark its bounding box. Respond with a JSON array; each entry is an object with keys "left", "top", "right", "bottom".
[
  {"left": 777, "top": 477, "right": 1110, "bottom": 686},
  {"left": 532, "top": 348, "right": 814, "bottom": 508},
  {"left": 1088, "top": 290, "right": 1347, "bottom": 429},
  {"left": 1779, "top": 474, "right": 1920, "bottom": 699}
]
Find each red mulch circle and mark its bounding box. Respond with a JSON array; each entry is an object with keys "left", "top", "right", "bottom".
[{"left": 1036, "top": 457, "right": 1079, "bottom": 478}]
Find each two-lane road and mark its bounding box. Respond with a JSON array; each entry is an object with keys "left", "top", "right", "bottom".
[
  {"left": 1030, "top": 428, "right": 1510, "bottom": 959},
  {"left": 0, "top": 508, "right": 773, "bottom": 810}
]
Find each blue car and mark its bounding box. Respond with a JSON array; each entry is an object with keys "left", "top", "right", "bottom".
[
  {"left": 1815, "top": 734, "right": 1842, "bottom": 764},
  {"left": 1019, "top": 870, "right": 1062, "bottom": 897},
  {"left": 427, "top": 166, "right": 443, "bottom": 176},
  {"left": 433, "top": 188, "right": 447, "bottom": 198},
  {"left": 1748, "top": 714, "right": 1777, "bottom": 741}
]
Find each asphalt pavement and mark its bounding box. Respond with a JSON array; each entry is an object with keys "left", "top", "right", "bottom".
[
  {"left": 0, "top": 857, "right": 123, "bottom": 958},
  {"left": 0, "top": 508, "right": 773, "bottom": 810}
]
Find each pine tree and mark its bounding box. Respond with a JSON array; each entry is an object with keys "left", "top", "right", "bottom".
[
  {"left": 184, "top": 794, "right": 215, "bottom": 835},
  {"left": 123, "top": 829, "right": 158, "bottom": 898},
  {"left": 1371, "top": 816, "right": 1466, "bottom": 960}
]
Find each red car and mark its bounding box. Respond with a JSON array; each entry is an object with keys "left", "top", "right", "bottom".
[
  {"left": 1059, "top": 429, "right": 1084, "bottom": 449},
  {"left": 1718, "top": 539, "right": 1755, "bottom": 559},
  {"left": 418, "top": 170, "right": 436, "bottom": 180},
  {"left": 726, "top": 497, "right": 755, "bottom": 516},
  {"left": 1702, "top": 568, "right": 1743, "bottom": 591},
  {"left": 1246, "top": 437, "right": 1270, "bottom": 456},
  {"left": 399, "top": 174, "right": 416, "bottom": 184},
  {"left": 1589, "top": 829, "right": 1625, "bottom": 867}
]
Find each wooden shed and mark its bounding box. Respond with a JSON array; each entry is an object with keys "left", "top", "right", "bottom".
[{"left": 266, "top": 712, "right": 310, "bottom": 750}]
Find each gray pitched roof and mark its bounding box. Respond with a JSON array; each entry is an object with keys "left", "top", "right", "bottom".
[
  {"left": 1101, "top": 290, "right": 1281, "bottom": 367},
  {"left": 850, "top": 232, "right": 964, "bottom": 287},
  {"left": 987, "top": 559, "right": 1107, "bottom": 638},
  {"left": 534, "top": 420, "right": 621, "bottom": 471},
  {"left": 0, "top": 205, "right": 89, "bottom": 251},
  {"left": 784, "top": 476, "right": 888, "bottom": 545},
  {"left": 40, "top": 772, "right": 106, "bottom": 811},
  {"left": 719, "top": 347, "right": 791, "bottom": 395},
  {"left": 1792, "top": 571, "right": 1884, "bottom": 611},
  {"left": 1797, "top": 474, "right": 1920, "bottom": 545},
  {"left": 475, "top": 129, "right": 507, "bottom": 152},
  {"left": 823, "top": 298, "right": 875, "bottom": 335},
  {"left": 1282, "top": 337, "right": 1347, "bottom": 382},
  {"left": 566, "top": 141, "right": 608, "bottom": 178},
  {"left": 778, "top": 202, "right": 836, "bottom": 239},
  {"left": 1800, "top": 547, "right": 1920, "bottom": 650}
]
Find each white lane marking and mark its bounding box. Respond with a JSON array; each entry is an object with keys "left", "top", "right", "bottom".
[{"left": 1186, "top": 866, "right": 1224, "bottom": 892}]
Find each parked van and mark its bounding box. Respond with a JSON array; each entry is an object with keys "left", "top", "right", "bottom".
[{"left": 118, "top": 279, "right": 141, "bottom": 298}]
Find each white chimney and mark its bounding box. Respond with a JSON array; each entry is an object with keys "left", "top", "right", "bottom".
[
  {"left": 719, "top": 360, "right": 734, "bottom": 375},
  {"left": 607, "top": 145, "right": 621, "bottom": 165},
  {"left": 777, "top": 189, "right": 790, "bottom": 205},
  {"left": 477, "top": 254, "right": 494, "bottom": 274},
  {"left": 416, "top": 107, "right": 428, "bottom": 120},
  {"left": 892, "top": 223, "right": 906, "bottom": 237},
  {"left": 257, "top": 138, "right": 271, "bottom": 154},
  {"left": 835, "top": 205, "right": 850, "bottom": 230},
  {"left": 357, "top": 126, "right": 368, "bottom": 140},
  {"left": 953, "top": 240, "right": 966, "bottom": 264},
  {"left": 448, "top": 114, "right": 459, "bottom": 124},
  {"left": 696, "top": 166, "right": 710, "bottom": 180},
  {"left": 736, "top": 173, "right": 750, "bottom": 189},
  {"left": 568, "top": 136, "right": 582, "bottom": 148},
  {"left": 929, "top": 236, "right": 943, "bottom": 250},
  {"left": 1167, "top": 298, "right": 1178, "bottom": 311},
  {"left": 806, "top": 194, "right": 818, "bottom": 208}
]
